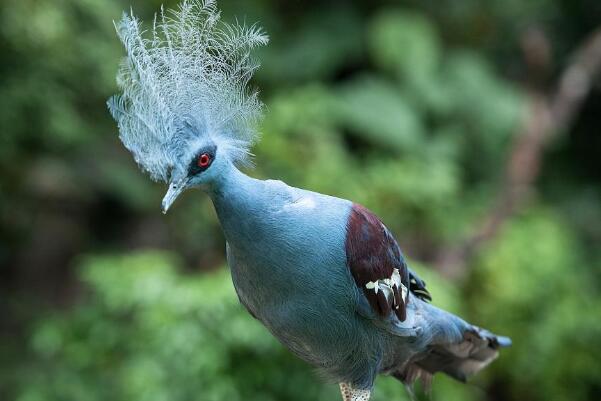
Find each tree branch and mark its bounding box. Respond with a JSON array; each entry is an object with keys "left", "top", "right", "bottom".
[{"left": 435, "top": 26, "right": 601, "bottom": 280}]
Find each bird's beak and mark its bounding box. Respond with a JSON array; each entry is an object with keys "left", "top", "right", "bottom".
[{"left": 161, "top": 178, "right": 188, "bottom": 214}]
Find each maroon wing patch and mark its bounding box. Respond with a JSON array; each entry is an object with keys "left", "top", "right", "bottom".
[{"left": 345, "top": 203, "right": 409, "bottom": 321}]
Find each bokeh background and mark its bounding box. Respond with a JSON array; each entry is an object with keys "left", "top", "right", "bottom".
[{"left": 2, "top": 0, "right": 601, "bottom": 400}]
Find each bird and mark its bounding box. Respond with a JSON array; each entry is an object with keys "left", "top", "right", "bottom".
[{"left": 107, "top": 1, "right": 511, "bottom": 400}]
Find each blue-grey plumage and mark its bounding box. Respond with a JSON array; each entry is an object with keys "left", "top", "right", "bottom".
[
  {"left": 108, "top": 2, "right": 511, "bottom": 399},
  {"left": 205, "top": 157, "right": 510, "bottom": 391}
]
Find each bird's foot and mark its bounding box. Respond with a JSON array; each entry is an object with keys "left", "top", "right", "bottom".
[{"left": 339, "top": 383, "right": 371, "bottom": 401}]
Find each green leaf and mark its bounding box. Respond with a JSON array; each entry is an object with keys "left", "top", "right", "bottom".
[
  {"left": 368, "top": 10, "right": 441, "bottom": 82},
  {"left": 334, "top": 76, "right": 424, "bottom": 151}
]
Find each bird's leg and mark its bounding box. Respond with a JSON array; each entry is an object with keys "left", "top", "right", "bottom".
[
  {"left": 339, "top": 383, "right": 371, "bottom": 401},
  {"left": 339, "top": 383, "right": 352, "bottom": 401}
]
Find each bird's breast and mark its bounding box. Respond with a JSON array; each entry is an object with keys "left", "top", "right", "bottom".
[{"left": 223, "top": 191, "right": 355, "bottom": 330}]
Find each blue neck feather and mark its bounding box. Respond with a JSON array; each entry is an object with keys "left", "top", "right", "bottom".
[{"left": 208, "top": 162, "right": 264, "bottom": 249}]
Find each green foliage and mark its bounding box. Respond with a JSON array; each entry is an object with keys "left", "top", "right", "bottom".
[
  {"left": 257, "top": 4, "right": 363, "bottom": 84},
  {"left": 16, "top": 252, "right": 331, "bottom": 401},
  {"left": 335, "top": 76, "right": 425, "bottom": 151},
  {"left": 471, "top": 211, "right": 601, "bottom": 401},
  {"left": 368, "top": 10, "right": 441, "bottom": 83}
]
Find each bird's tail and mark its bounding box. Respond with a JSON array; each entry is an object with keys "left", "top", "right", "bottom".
[
  {"left": 413, "top": 326, "right": 511, "bottom": 383},
  {"left": 394, "top": 301, "right": 511, "bottom": 389}
]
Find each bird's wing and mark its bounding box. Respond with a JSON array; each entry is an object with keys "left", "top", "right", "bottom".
[{"left": 345, "top": 204, "right": 417, "bottom": 322}]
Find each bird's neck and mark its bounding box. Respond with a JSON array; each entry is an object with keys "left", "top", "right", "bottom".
[{"left": 207, "top": 163, "right": 265, "bottom": 247}]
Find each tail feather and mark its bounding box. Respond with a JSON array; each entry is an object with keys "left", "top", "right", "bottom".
[
  {"left": 392, "top": 299, "right": 511, "bottom": 390},
  {"left": 413, "top": 326, "right": 511, "bottom": 383}
]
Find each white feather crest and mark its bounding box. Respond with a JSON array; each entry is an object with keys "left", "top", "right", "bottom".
[{"left": 107, "top": 0, "right": 268, "bottom": 182}]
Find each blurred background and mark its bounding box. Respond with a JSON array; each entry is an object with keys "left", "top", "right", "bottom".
[{"left": 1, "top": 0, "right": 601, "bottom": 400}]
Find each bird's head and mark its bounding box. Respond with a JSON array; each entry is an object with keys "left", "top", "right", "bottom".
[
  {"left": 161, "top": 137, "right": 221, "bottom": 213},
  {"left": 107, "top": 0, "right": 268, "bottom": 213}
]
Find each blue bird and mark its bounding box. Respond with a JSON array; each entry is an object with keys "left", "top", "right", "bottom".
[{"left": 108, "top": 1, "right": 511, "bottom": 400}]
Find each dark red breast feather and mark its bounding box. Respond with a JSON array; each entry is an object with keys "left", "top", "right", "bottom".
[{"left": 345, "top": 204, "right": 410, "bottom": 322}]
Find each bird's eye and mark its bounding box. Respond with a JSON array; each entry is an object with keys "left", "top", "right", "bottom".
[{"left": 197, "top": 153, "right": 211, "bottom": 168}]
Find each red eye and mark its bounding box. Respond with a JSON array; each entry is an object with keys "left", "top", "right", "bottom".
[{"left": 198, "top": 153, "right": 211, "bottom": 168}]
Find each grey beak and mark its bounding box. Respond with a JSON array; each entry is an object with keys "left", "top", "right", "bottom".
[{"left": 161, "top": 178, "right": 187, "bottom": 214}]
